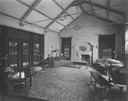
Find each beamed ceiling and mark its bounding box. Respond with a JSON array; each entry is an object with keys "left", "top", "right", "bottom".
[{"left": 0, "top": 0, "right": 128, "bottom": 33}]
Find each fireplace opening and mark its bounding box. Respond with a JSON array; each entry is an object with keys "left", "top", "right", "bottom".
[{"left": 81, "top": 55, "right": 90, "bottom": 63}]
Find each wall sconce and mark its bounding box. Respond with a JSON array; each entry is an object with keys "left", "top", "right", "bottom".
[
  {"left": 74, "top": 24, "right": 81, "bottom": 31},
  {"left": 92, "top": 45, "right": 98, "bottom": 48},
  {"left": 95, "top": 45, "right": 98, "bottom": 48}
]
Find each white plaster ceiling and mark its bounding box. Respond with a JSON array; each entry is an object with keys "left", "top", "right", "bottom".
[
  {"left": 0, "top": 0, "right": 28, "bottom": 19},
  {"left": 22, "top": 0, "right": 35, "bottom": 5},
  {"left": 0, "top": 0, "right": 128, "bottom": 33}
]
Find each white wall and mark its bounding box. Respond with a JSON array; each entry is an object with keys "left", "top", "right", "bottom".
[
  {"left": 45, "top": 32, "right": 59, "bottom": 59},
  {"left": 0, "top": 14, "right": 59, "bottom": 59},
  {"left": 59, "top": 14, "right": 119, "bottom": 63}
]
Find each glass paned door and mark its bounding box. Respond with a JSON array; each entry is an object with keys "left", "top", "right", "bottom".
[
  {"left": 9, "top": 41, "right": 18, "bottom": 69},
  {"left": 23, "top": 42, "right": 29, "bottom": 69},
  {"left": 34, "top": 43, "right": 40, "bottom": 65},
  {"left": 9, "top": 39, "right": 30, "bottom": 70}
]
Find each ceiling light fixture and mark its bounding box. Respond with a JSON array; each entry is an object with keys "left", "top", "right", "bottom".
[
  {"left": 58, "top": 0, "right": 67, "bottom": 21},
  {"left": 59, "top": 13, "right": 67, "bottom": 21}
]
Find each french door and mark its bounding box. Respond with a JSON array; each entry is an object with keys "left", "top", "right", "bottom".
[{"left": 8, "top": 38, "right": 30, "bottom": 70}]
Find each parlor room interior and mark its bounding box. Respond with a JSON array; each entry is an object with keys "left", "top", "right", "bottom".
[{"left": 0, "top": 0, "right": 128, "bottom": 101}]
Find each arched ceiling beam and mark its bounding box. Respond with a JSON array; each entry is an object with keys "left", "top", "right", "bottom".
[
  {"left": 106, "top": 0, "right": 111, "bottom": 19},
  {"left": 79, "top": 5, "right": 117, "bottom": 24},
  {"left": 73, "top": 0, "right": 126, "bottom": 20},
  {"left": 45, "top": 0, "right": 76, "bottom": 32},
  {"left": 0, "top": 12, "right": 57, "bottom": 33},
  {"left": 89, "top": 0, "right": 95, "bottom": 15},
  {"left": 0, "top": 12, "right": 20, "bottom": 20},
  {"left": 59, "top": 13, "right": 82, "bottom": 33},
  {"left": 52, "top": 0, "right": 74, "bottom": 20},
  {"left": 20, "top": 0, "right": 41, "bottom": 26},
  {"left": 16, "top": 0, "right": 65, "bottom": 27}
]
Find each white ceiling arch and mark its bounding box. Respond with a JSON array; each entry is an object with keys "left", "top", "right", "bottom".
[{"left": 0, "top": 0, "right": 128, "bottom": 33}]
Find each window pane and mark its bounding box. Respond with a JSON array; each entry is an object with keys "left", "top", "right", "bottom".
[
  {"left": 125, "top": 30, "right": 128, "bottom": 52},
  {"left": 9, "top": 42, "right": 18, "bottom": 68},
  {"left": 23, "top": 43, "right": 29, "bottom": 68},
  {"left": 34, "top": 43, "right": 40, "bottom": 65}
]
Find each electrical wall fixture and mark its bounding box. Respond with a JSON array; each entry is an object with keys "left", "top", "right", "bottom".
[{"left": 74, "top": 24, "right": 81, "bottom": 31}]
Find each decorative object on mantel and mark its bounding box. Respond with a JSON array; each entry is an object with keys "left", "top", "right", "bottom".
[
  {"left": 79, "top": 46, "right": 87, "bottom": 51},
  {"left": 76, "top": 42, "right": 93, "bottom": 64}
]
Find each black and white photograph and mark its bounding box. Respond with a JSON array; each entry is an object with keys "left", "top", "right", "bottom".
[{"left": 0, "top": 0, "right": 128, "bottom": 101}]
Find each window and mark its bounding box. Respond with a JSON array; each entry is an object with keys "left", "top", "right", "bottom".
[
  {"left": 8, "top": 40, "right": 30, "bottom": 70},
  {"left": 23, "top": 42, "right": 29, "bottom": 68},
  {"left": 34, "top": 43, "right": 40, "bottom": 65},
  {"left": 6, "top": 27, "right": 44, "bottom": 70},
  {"left": 9, "top": 41, "right": 18, "bottom": 68},
  {"left": 125, "top": 30, "right": 128, "bottom": 53}
]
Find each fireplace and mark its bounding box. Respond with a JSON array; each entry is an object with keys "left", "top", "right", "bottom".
[
  {"left": 76, "top": 42, "right": 92, "bottom": 64},
  {"left": 81, "top": 54, "right": 90, "bottom": 63}
]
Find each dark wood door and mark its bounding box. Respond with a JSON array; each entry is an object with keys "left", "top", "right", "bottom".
[
  {"left": 99, "top": 34, "right": 115, "bottom": 59},
  {"left": 61, "top": 38, "right": 71, "bottom": 60}
]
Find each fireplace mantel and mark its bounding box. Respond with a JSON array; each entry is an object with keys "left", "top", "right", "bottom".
[
  {"left": 78, "top": 51, "right": 92, "bottom": 56},
  {"left": 78, "top": 51, "right": 92, "bottom": 64},
  {"left": 76, "top": 42, "right": 93, "bottom": 64}
]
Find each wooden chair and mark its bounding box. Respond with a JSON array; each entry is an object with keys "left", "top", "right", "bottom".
[
  {"left": 7, "top": 78, "right": 27, "bottom": 95},
  {"left": 106, "top": 66, "right": 127, "bottom": 90},
  {"left": 38, "top": 54, "right": 54, "bottom": 69},
  {"left": 90, "top": 71, "right": 113, "bottom": 100}
]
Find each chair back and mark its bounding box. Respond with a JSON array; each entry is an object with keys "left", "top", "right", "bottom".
[{"left": 107, "top": 65, "right": 127, "bottom": 85}]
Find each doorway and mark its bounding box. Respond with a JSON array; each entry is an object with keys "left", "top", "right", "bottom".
[
  {"left": 99, "top": 34, "right": 115, "bottom": 59},
  {"left": 61, "top": 37, "right": 72, "bottom": 60}
]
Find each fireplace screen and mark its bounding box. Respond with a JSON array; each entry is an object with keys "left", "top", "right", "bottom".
[{"left": 81, "top": 55, "right": 90, "bottom": 63}]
